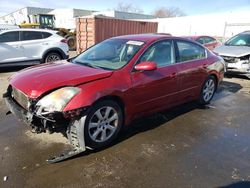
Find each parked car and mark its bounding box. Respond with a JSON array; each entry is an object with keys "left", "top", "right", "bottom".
[
  {"left": 186, "top": 36, "right": 221, "bottom": 51},
  {"left": 0, "top": 28, "right": 69, "bottom": 66},
  {"left": 4, "top": 34, "right": 225, "bottom": 159},
  {"left": 214, "top": 31, "right": 250, "bottom": 77}
]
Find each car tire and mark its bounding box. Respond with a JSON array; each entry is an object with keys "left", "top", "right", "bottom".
[
  {"left": 84, "top": 100, "right": 123, "bottom": 149},
  {"left": 44, "top": 52, "right": 62, "bottom": 63},
  {"left": 199, "top": 75, "right": 216, "bottom": 105}
]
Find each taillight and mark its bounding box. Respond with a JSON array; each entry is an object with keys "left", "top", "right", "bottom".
[{"left": 61, "top": 39, "right": 68, "bottom": 44}]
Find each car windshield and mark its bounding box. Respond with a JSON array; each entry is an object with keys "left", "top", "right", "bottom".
[
  {"left": 225, "top": 33, "right": 250, "bottom": 46},
  {"left": 73, "top": 39, "right": 144, "bottom": 70}
]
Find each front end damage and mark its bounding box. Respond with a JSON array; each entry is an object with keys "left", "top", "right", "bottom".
[
  {"left": 3, "top": 85, "right": 89, "bottom": 163},
  {"left": 221, "top": 55, "right": 250, "bottom": 76}
]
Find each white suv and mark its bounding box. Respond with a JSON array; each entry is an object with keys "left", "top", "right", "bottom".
[{"left": 0, "top": 29, "right": 69, "bottom": 66}]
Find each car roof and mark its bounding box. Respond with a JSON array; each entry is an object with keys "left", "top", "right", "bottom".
[
  {"left": 112, "top": 33, "right": 188, "bottom": 43},
  {"left": 183, "top": 36, "right": 216, "bottom": 40},
  {"left": 0, "top": 28, "right": 57, "bottom": 34},
  {"left": 242, "top": 31, "right": 250, "bottom": 34}
]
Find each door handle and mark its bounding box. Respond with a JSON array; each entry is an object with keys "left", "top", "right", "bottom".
[
  {"left": 42, "top": 43, "right": 49, "bottom": 45},
  {"left": 168, "top": 72, "right": 177, "bottom": 78}
]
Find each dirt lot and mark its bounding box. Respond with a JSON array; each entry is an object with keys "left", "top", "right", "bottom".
[{"left": 0, "top": 68, "right": 250, "bottom": 188}]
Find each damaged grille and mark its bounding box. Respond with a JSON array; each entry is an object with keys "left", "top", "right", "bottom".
[
  {"left": 11, "top": 86, "right": 29, "bottom": 110},
  {"left": 221, "top": 56, "right": 237, "bottom": 63}
]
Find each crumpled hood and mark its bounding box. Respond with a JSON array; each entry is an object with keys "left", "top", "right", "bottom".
[
  {"left": 10, "top": 60, "right": 113, "bottom": 98},
  {"left": 214, "top": 45, "right": 250, "bottom": 57}
]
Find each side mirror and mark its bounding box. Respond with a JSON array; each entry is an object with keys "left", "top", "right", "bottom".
[{"left": 134, "top": 61, "right": 157, "bottom": 71}]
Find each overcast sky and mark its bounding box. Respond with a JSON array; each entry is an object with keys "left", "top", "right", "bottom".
[{"left": 0, "top": 0, "right": 250, "bottom": 16}]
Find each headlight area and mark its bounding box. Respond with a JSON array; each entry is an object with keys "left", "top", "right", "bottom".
[
  {"left": 33, "top": 87, "right": 88, "bottom": 133},
  {"left": 36, "top": 87, "right": 81, "bottom": 115}
]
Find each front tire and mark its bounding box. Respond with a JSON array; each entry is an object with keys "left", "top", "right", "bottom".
[
  {"left": 84, "top": 100, "right": 123, "bottom": 149},
  {"left": 199, "top": 76, "right": 216, "bottom": 105}
]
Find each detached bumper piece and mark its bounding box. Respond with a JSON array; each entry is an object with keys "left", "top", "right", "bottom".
[
  {"left": 46, "top": 147, "right": 86, "bottom": 163},
  {"left": 47, "top": 116, "right": 87, "bottom": 163}
]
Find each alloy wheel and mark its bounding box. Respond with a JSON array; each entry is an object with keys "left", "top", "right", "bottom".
[
  {"left": 203, "top": 79, "right": 215, "bottom": 102},
  {"left": 88, "top": 106, "right": 119, "bottom": 143}
]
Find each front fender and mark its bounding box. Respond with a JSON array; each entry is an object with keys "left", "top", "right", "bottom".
[{"left": 63, "top": 78, "right": 127, "bottom": 112}]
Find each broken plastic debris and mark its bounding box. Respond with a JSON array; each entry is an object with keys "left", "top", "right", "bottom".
[
  {"left": 3, "top": 176, "right": 8, "bottom": 182},
  {"left": 206, "top": 105, "right": 216, "bottom": 109}
]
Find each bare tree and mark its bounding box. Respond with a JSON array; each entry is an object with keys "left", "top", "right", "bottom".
[
  {"left": 153, "top": 7, "right": 186, "bottom": 18},
  {"left": 115, "top": 2, "right": 144, "bottom": 14}
]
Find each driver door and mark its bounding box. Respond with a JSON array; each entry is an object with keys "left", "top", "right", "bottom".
[{"left": 130, "top": 40, "right": 179, "bottom": 117}]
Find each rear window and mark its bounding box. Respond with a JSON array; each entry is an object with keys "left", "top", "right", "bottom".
[
  {"left": 21, "top": 31, "right": 43, "bottom": 41},
  {"left": 176, "top": 40, "right": 206, "bottom": 62},
  {"left": 0, "top": 31, "right": 19, "bottom": 42},
  {"left": 204, "top": 37, "right": 215, "bottom": 44}
]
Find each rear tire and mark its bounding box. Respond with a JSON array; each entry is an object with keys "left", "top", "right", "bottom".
[
  {"left": 44, "top": 52, "right": 62, "bottom": 63},
  {"left": 84, "top": 100, "right": 123, "bottom": 149},
  {"left": 199, "top": 76, "right": 216, "bottom": 105}
]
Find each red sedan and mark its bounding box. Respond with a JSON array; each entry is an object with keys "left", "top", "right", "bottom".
[
  {"left": 185, "top": 36, "right": 222, "bottom": 51},
  {"left": 4, "top": 34, "right": 225, "bottom": 154}
]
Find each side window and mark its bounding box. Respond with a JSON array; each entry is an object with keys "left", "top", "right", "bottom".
[
  {"left": 196, "top": 37, "right": 205, "bottom": 44},
  {"left": 139, "top": 40, "right": 174, "bottom": 67},
  {"left": 176, "top": 41, "right": 206, "bottom": 62},
  {"left": 42, "top": 32, "right": 52, "bottom": 39},
  {"left": 204, "top": 37, "right": 215, "bottom": 44},
  {"left": 0, "top": 31, "right": 19, "bottom": 42},
  {"left": 21, "top": 31, "right": 43, "bottom": 41}
]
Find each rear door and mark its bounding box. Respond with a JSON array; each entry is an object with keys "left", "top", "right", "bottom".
[
  {"left": 130, "top": 40, "right": 179, "bottom": 116},
  {"left": 20, "top": 31, "right": 47, "bottom": 61},
  {"left": 174, "top": 39, "right": 208, "bottom": 102},
  {"left": 0, "top": 31, "right": 25, "bottom": 63}
]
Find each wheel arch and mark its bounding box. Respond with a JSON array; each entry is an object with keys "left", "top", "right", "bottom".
[
  {"left": 41, "top": 48, "right": 67, "bottom": 63},
  {"left": 92, "top": 95, "right": 125, "bottom": 116}
]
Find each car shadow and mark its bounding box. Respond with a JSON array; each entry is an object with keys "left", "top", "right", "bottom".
[
  {"left": 225, "top": 72, "right": 250, "bottom": 80},
  {"left": 213, "top": 80, "right": 243, "bottom": 101},
  {"left": 0, "top": 66, "right": 30, "bottom": 73},
  {"left": 218, "top": 181, "right": 250, "bottom": 188}
]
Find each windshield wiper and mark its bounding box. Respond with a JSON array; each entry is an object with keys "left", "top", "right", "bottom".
[{"left": 74, "top": 61, "right": 102, "bottom": 69}]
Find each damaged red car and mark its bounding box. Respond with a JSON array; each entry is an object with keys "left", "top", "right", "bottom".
[{"left": 3, "top": 34, "right": 225, "bottom": 161}]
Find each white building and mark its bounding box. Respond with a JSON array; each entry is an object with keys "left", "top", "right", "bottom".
[
  {"left": 93, "top": 10, "right": 155, "bottom": 20},
  {"left": 0, "top": 7, "right": 155, "bottom": 29},
  {"left": 153, "top": 11, "right": 250, "bottom": 40},
  {"left": 48, "top": 9, "right": 94, "bottom": 29},
  {"left": 0, "top": 7, "right": 53, "bottom": 25}
]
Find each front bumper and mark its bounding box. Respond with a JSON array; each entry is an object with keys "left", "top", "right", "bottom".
[
  {"left": 3, "top": 91, "right": 67, "bottom": 131},
  {"left": 4, "top": 94, "right": 32, "bottom": 125},
  {"left": 223, "top": 60, "right": 250, "bottom": 74}
]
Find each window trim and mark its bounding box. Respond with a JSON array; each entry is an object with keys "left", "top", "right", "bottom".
[
  {"left": 132, "top": 39, "right": 176, "bottom": 72},
  {"left": 174, "top": 39, "right": 208, "bottom": 64}
]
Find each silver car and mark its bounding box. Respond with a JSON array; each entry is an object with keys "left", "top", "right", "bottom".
[{"left": 214, "top": 31, "right": 250, "bottom": 77}]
